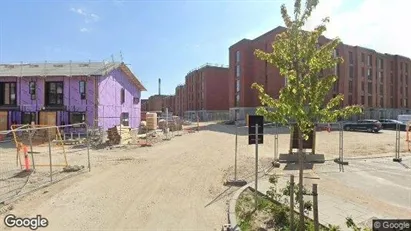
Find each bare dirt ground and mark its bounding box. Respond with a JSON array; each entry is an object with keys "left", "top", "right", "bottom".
[{"left": 0, "top": 122, "right": 409, "bottom": 230}]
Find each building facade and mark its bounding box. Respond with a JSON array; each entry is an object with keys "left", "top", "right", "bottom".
[
  {"left": 174, "top": 85, "right": 185, "bottom": 116},
  {"left": 229, "top": 26, "right": 411, "bottom": 120},
  {"left": 0, "top": 62, "right": 146, "bottom": 131},
  {"left": 147, "top": 95, "right": 165, "bottom": 112},
  {"left": 184, "top": 64, "right": 229, "bottom": 111},
  {"left": 161, "top": 95, "right": 175, "bottom": 114}
]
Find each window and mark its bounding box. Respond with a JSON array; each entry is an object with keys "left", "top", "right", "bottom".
[
  {"left": 368, "top": 96, "right": 372, "bottom": 106},
  {"left": 401, "top": 74, "right": 403, "bottom": 83},
  {"left": 235, "top": 94, "right": 240, "bottom": 106},
  {"left": 380, "top": 97, "right": 384, "bottom": 107},
  {"left": 45, "top": 82, "right": 63, "bottom": 106},
  {"left": 378, "top": 58, "right": 383, "bottom": 69},
  {"left": 236, "top": 79, "right": 240, "bottom": 92},
  {"left": 21, "top": 112, "right": 36, "bottom": 124},
  {"left": 0, "top": 82, "right": 17, "bottom": 105},
  {"left": 379, "top": 71, "right": 383, "bottom": 82},
  {"left": 400, "top": 62, "right": 403, "bottom": 70},
  {"left": 406, "top": 63, "right": 409, "bottom": 73},
  {"left": 361, "top": 96, "right": 365, "bottom": 105},
  {"left": 70, "top": 112, "right": 85, "bottom": 124},
  {"left": 367, "top": 55, "right": 372, "bottom": 66},
  {"left": 348, "top": 81, "right": 353, "bottom": 93},
  {"left": 361, "top": 67, "right": 365, "bottom": 77},
  {"left": 348, "top": 95, "right": 353, "bottom": 105},
  {"left": 133, "top": 97, "right": 140, "bottom": 104},
  {"left": 236, "top": 65, "right": 240, "bottom": 78},
  {"left": 336, "top": 64, "right": 340, "bottom": 77},
  {"left": 390, "top": 97, "right": 394, "bottom": 106},
  {"left": 361, "top": 53, "right": 365, "bottom": 63},
  {"left": 120, "top": 88, "right": 125, "bottom": 104},
  {"left": 348, "top": 52, "right": 353, "bottom": 64},
  {"left": 390, "top": 73, "right": 394, "bottom": 83},
  {"left": 391, "top": 85, "right": 394, "bottom": 96},
  {"left": 236, "top": 51, "right": 240, "bottom": 63},
  {"left": 405, "top": 99, "right": 408, "bottom": 107},
  {"left": 79, "top": 81, "right": 86, "bottom": 100},
  {"left": 120, "top": 112, "right": 129, "bottom": 126},
  {"left": 390, "top": 61, "right": 394, "bottom": 70},
  {"left": 368, "top": 82, "right": 372, "bottom": 94},
  {"left": 367, "top": 69, "right": 372, "bottom": 79},
  {"left": 361, "top": 82, "right": 365, "bottom": 91},
  {"left": 29, "top": 81, "right": 36, "bottom": 100},
  {"left": 349, "top": 66, "right": 354, "bottom": 78},
  {"left": 380, "top": 85, "right": 383, "bottom": 95}
]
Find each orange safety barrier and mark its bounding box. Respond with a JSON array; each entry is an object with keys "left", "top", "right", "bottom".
[{"left": 23, "top": 145, "right": 30, "bottom": 171}]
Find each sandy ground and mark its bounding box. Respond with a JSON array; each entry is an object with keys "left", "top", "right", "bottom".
[{"left": 0, "top": 122, "right": 409, "bottom": 230}]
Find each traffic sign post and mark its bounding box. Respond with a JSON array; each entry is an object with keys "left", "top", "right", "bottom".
[
  {"left": 224, "top": 120, "right": 247, "bottom": 187},
  {"left": 248, "top": 115, "right": 264, "bottom": 145},
  {"left": 247, "top": 115, "right": 264, "bottom": 210}
]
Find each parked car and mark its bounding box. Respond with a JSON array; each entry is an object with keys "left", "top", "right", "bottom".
[
  {"left": 343, "top": 119, "right": 382, "bottom": 133},
  {"left": 378, "top": 119, "right": 409, "bottom": 131}
]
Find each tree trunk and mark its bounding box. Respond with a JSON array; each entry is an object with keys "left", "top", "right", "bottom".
[{"left": 297, "top": 127, "right": 305, "bottom": 230}]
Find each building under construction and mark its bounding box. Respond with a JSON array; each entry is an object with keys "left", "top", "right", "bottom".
[{"left": 0, "top": 55, "right": 146, "bottom": 131}]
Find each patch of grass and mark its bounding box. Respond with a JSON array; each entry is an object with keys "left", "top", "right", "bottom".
[{"left": 236, "top": 188, "right": 333, "bottom": 231}]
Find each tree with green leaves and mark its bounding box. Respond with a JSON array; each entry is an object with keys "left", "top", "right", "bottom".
[{"left": 251, "top": 0, "right": 363, "bottom": 230}]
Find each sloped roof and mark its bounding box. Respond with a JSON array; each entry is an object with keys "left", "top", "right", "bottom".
[
  {"left": 0, "top": 61, "right": 119, "bottom": 77},
  {"left": 0, "top": 61, "right": 146, "bottom": 91},
  {"left": 118, "top": 63, "right": 146, "bottom": 91}
]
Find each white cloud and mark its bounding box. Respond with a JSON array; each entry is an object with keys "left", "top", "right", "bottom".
[
  {"left": 80, "top": 28, "right": 89, "bottom": 33},
  {"left": 112, "top": 0, "right": 125, "bottom": 7},
  {"left": 303, "top": 0, "right": 411, "bottom": 57},
  {"left": 70, "top": 7, "right": 100, "bottom": 23},
  {"left": 229, "top": 0, "right": 410, "bottom": 58}
]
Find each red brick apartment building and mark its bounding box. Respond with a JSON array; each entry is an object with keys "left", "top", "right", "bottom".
[
  {"left": 162, "top": 95, "right": 175, "bottom": 114},
  {"left": 184, "top": 64, "right": 229, "bottom": 114},
  {"left": 141, "top": 99, "right": 148, "bottom": 111},
  {"left": 229, "top": 26, "right": 411, "bottom": 120},
  {"left": 147, "top": 95, "right": 166, "bottom": 112},
  {"left": 174, "top": 85, "right": 185, "bottom": 116}
]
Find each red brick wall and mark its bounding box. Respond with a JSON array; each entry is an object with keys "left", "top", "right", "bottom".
[
  {"left": 204, "top": 67, "right": 229, "bottom": 110},
  {"left": 229, "top": 26, "right": 411, "bottom": 110}
]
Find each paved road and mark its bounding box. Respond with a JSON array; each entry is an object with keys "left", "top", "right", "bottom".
[{"left": 315, "top": 156, "right": 411, "bottom": 213}]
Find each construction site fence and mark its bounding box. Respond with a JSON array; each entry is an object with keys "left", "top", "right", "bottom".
[
  {"left": 183, "top": 110, "right": 230, "bottom": 122},
  {"left": 0, "top": 123, "right": 91, "bottom": 203},
  {"left": 222, "top": 122, "right": 410, "bottom": 165}
]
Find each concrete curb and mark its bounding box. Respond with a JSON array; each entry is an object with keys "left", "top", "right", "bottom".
[{"left": 228, "top": 182, "right": 254, "bottom": 231}]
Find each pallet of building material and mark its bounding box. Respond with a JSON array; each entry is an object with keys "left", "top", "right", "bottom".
[
  {"left": 116, "top": 125, "right": 132, "bottom": 145},
  {"left": 106, "top": 126, "right": 121, "bottom": 145}
]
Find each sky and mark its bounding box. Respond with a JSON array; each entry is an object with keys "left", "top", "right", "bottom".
[{"left": 0, "top": 0, "right": 409, "bottom": 99}]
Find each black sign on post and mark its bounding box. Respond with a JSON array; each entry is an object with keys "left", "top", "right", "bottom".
[{"left": 248, "top": 115, "right": 264, "bottom": 145}]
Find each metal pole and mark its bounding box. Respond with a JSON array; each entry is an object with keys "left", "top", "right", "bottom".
[
  {"left": 274, "top": 123, "right": 279, "bottom": 161},
  {"left": 234, "top": 123, "right": 238, "bottom": 181},
  {"left": 86, "top": 124, "right": 91, "bottom": 172},
  {"left": 313, "top": 184, "right": 319, "bottom": 231},
  {"left": 166, "top": 108, "right": 169, "bottom": 140},
  {"left": 47, "top": 129, "right": 53, "bottom": 182},
  {"left": 290, "top": 174, "right": 295, "bottom": 231},
  {"left": 254, "top": 123, "right": 259, "bottom": 210},
  {"left": 341, "top": 123, "right": 344, "bottom": 172},
  {"left": 28, "top": 129, "right": 36, "bottom": 170}
]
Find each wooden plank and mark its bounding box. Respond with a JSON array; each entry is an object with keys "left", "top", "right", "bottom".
[{"left": 0, "top": 111, "right": 7, "bottom": 131}]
